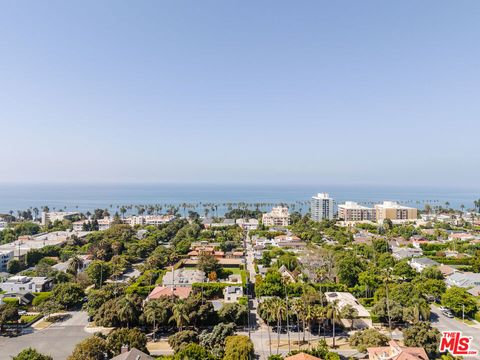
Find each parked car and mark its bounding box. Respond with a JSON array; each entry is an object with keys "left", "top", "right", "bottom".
[{"left": 442, "top": 310, "right": 454, "bottom": 318}]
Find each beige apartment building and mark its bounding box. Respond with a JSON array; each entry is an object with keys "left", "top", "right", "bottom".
[
  {"left": 262, "top": 206, "right": 290, "bottom": 227},
  {"left": 374, "top": 201, "right": 417, "bottom": 222},
  {"left": 338, "top": 201, "right": 376, "bottom": 222}
]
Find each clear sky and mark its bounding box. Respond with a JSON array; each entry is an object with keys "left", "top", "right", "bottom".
[{"left": 1, "top": 1, "right": 479, "bottom": 187}]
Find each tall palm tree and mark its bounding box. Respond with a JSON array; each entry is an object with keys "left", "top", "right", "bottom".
[
  {"left": 259, "top": 298, "right": 275, "bottom": 356},
  {"left": 290, "top": 298, "right": 304, "bottom": 349},
  {"left": 144, "top": 300, "right": 168, "bottom": 340},
  {"left": 169, "top": 301, "right": 190, "bottom": 331},
  {"left": 116, "top": 296, "right": 138, "bottom": 328},
  {"left": 305, "top": 304, "right": 314, "bottom": 350},
  {"left": 326, "top": 300, "right": 341, "bottom": 348},
  {"left": 272, "top": 298, "right": 286, "bottom": 354}
]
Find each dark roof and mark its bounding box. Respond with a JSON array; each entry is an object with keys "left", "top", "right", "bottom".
[{"left": 110, "top": 348, "right": 153, "bottom": 360}]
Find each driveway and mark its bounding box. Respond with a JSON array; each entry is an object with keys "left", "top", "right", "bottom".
[
  {"left": 0, "top": 311, "right": 90, "bottom": 360},
  {"left": 430, "top": 306, "right": 480, "bottom": 354}
]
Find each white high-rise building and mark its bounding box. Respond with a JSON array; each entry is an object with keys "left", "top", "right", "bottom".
[{"left": 311, "top": 193, "right": 334, "bottom": 221}]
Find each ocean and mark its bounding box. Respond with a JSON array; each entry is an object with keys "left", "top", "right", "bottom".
[{"left": 0, "top": 183, "right": 478, "bottom": 215}]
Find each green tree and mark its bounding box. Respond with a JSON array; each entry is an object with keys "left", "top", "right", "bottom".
[
  {"left": 199, "top": 322, "right": 236, "bottom": 358},
  {"left": 86, "top": 260, "right": 111, "bottom": 288},
  {"left": 67, "top": 336, "right": 111, "bottom": 360},
  {"left": 174, "top": 343, "right": 215, "bottom": 360},
  {"left": 170, "top": 300, "right": 191, "bottom": 331},
  {"left": 106, "top": 328, "right": 148, "bottom": 355},
  {"left": 13, "top": 348, "right": 53, "bottom": 360},
  {"left": 223, "top": 335, "right": 254, "bottom": 360},
  {"left": 0, "top": 303, "right": 19, "bottom": 332},
  {"left": 51, "top": 283, "right": 85, "bottom": 309},
  {"left": 7, "top": 259, "right": 23, "bottom": 274},
  {"left": 168, "top": 330, "right": 199, "bottom": 352},
  {"left": 336, "top": 255, "right": 364, "bottom": 287},
  {"left": 116, "top": 295, "right": 142, "bottom": 328},
  {"left": 340, "top": 304, "right": 358, "bottom": 329},
  {"left": 349, "top": 328, "right": 389, "bottom": 352},
  {"left": 197, "top": 253, "right": 220, "bottom": 276},
  {"left": 403, "top": 321, "right": 440, "bottom": 358},
  {"left": 144, "top": 299, "right": 169, "bottom": 336},
  {"left": 218, "top": 303, "right": 248, "bottom": 326},
  {"left": 392, "top": 259, "right": 416, "bottom": 280},
  {"left": 441, "top": 286, "right": 478, "bottom": 316},
  {"left": 421, "top": 266, "right": 444, "bottom": 280}
]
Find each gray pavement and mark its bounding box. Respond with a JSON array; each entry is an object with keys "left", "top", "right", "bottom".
[
  {"left": 430, "top": 305, "right": 480, "bottom": 355},
  {"left": 0, "top": 311, "right": 90, "bottom": 360}
]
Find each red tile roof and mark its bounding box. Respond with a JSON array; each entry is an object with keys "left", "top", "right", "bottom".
[{"left": 147, "top": 286, "right": 191, "bottom": 300}]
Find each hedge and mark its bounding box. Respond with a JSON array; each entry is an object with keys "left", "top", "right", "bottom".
[
  {"left": 475, "top": 312, "right": 480, "bottom": 322},
  {"left": 426, "top": 257, "right": 472, "bottom": 265},
  {"left": 2, "top": 297, "right": 19, "bottom": 306}
]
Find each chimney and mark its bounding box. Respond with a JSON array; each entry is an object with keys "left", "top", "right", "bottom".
[{"left": 121, "top": 344, "right": 129, "bottom": 354}]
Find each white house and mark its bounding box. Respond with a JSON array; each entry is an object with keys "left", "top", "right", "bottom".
[
  {"left": 408, "top": 257, "right": 439, "bottom": 272},
  {"left": 223, "top": 286, "right": 243, "bottom": 303},
  {"left": 325, "top": 292, "right": 372, "bottom": 329}
]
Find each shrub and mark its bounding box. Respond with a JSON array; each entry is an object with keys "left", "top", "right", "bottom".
[{"left": 32, "top": 292, "right": 53, "bottom": 307}]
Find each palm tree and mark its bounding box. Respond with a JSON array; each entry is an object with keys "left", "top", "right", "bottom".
[
  {"left": 382, "top": 269, "right": 393, "bottom": 336},
  {"left": 144, "top": 300, "right": 168, "bottom": 340},
  {"left": 326, "top": 300, "right": 341, "bottom": 348},
  {"left": 67, "top": 256, "right": 84, "bottom": 276},
  {"left": 116, "top": 296, "right": 138, "bottom": 328},
  {"left": 169, "top": 300, "right": 190, "bottom": 331},
  {"left": 311, "top": 304, "right": 325, "bottom": 338},
  {"left": 305, "top": 304, "right": 314, "bottom": 350},
  {"left": 259, "top": 298, "right": 275, "bottom": 356},
  {"left": 272, "top": 298, "right": 286, "bottom": 354},
  {"left": 290, "top": 298, "right": 304, "bottom": 349}
]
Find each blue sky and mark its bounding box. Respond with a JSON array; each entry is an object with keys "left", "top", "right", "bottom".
[{"left": 0, "top": 1, "right": 479, "bottom": 187}]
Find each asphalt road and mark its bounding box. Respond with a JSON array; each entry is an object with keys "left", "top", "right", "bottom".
[
  {"left": 0, "top": 311, "right": 90, "bottom": 360},
  {"left": 430, "top": 305, "right": 480, "bottom": 355}
]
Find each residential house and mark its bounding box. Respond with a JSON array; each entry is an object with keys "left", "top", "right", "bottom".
[
  {"left": 392, "top": 246, "right": 423, "bottom": 260},
  {"left": 278, "top": 265, "right": 296, "bottom": 283},
  {"left": 446, "top": 272, "right": 480, "bottom": 288},
  {"left": 438, "top": 264, "right": 456, "bottom": 277},
  {"left": 162, "top": 268, "right": 205, "bottom": 288},
  {"left": 325, "top": 292, "right": 372, "bottom": 329},
  {"left": 368, "top": 340, "right": 428, "bottom": 360},
  {"left": 223, "top": 286, "right": 243, "bottom": 303},
  {"left": 146, "top": 286, "right": 191, "bottom": 301},
  {"left": 409, "top": 257, "right": 440, "bottom": 272},
  {"left": 235, "top": 218, "right": 259, "bottom": 231},
  {"left": 110, "top": 347, "right": 153, "bottom": 360},
  {"left": 0, "top": 275, "right": 52, "bottom": 293}
]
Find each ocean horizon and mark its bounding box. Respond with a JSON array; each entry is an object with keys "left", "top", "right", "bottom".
[{"left": 0, "top": 183, "right": 478, "bottom": 215}]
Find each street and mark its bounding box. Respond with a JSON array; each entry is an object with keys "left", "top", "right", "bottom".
[
  {"left": 0, "top": 311, "right": 90, "bottom": 360},
  {"left": 430, "top": 306, "right": 480, "bottom": 354}
]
